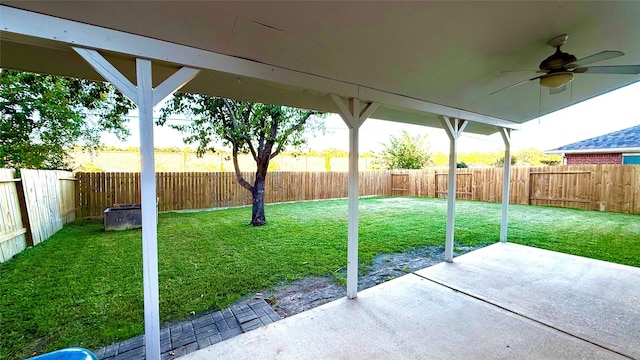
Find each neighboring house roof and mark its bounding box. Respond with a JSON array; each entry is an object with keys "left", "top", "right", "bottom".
[{"left": 547, "top": 125, "right": 640, "bottom": 154}]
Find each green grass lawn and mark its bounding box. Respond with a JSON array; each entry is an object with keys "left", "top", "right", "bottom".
[{"left": 1, "top": 196, "right": 638, "bottom": 359}]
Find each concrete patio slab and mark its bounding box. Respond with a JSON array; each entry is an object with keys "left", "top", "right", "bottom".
[
  {"left": 182, "top": 243, "right": 635, "bottom": 360},
  {"left": 416, "top": 242, "right": 640, "bottom": 359}
]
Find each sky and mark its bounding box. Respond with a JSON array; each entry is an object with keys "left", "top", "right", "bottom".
[{"left": 103, "top": 81, "right": 640, "bottom": 154}]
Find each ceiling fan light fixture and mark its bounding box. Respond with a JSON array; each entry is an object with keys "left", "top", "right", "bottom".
[{"left": 539, "top": 72, "right": 574, "bottom": 88}]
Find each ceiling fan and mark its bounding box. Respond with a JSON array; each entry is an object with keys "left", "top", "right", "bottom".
[{"left": 491, "top": 34, "right": 640, "bottom": 95}]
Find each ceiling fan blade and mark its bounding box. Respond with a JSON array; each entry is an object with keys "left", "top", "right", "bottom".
[
  {"left": 550, "top": 85, "right": 566, "bottom": 95},
  {"left": 490, "top": 75, "right": 543, "bottom": 95},
  {"left": 574, "top": 65, "right": 640, "bottom": 74},
  {"left": 567, "top": 50, "right": 624, "bottom": 68},
  {"left": 499, "top": 70, "right": 539, "bottom": 74}
]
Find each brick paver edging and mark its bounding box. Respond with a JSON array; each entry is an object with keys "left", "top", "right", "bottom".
[{"left": 94, "top": 299, "right": 281, "bottom": 360}]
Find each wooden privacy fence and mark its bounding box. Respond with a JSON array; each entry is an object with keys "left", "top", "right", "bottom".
[
  {"left": 395, "top": 164, "right": 640, "bottom": 214},
  {"left": 75, "top": 165, "right": 640, "bottom": 219},
  {"left": 75, "top": 171, "right": 391, "bottom": 218},
  {"left": 0, "top": 169, "right": 75, "bottom": 263},
  {"left": 1, "top": 165, "right": 638, "bottom": 261}
]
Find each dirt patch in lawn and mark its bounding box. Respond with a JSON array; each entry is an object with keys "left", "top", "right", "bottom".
[{"left": 250, "top": 245, "right": 484, "bottom": 318}]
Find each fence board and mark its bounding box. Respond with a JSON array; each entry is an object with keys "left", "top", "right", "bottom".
[
  {"left": 20, "top": 170, "right": 73, "bottom": 245},
  {"left": 58, "top": 175, "right": 76, "bottom": 224},
  {"left": 0, "top": 169, "right": 27, "bottom": 263}
]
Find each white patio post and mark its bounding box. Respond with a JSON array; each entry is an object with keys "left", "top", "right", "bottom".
[
  {"left": 135, "top": 58, "right": 163, "bottom": 360},
  {"left": 499, "top": 127, "right": 511, "bottom": 243},
  {"left": 330, "top": 94, "right": 378, "bottom": 298},
  {"left": 440, "top": 116, "right": 467, "bottom": 262},
  {"left": 74, "top": 47, "right": 198, "bottom": 360}
]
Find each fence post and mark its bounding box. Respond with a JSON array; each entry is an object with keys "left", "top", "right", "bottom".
[
  {"left": 527, "top": 168, "right": 533, "bottom": 205},
  {"left": 15, "top": 179, "right": 34, "bottom": 247}
]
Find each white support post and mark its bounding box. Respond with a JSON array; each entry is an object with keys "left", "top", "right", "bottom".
[
  {"left": 440, "top": 116, "right": 467, "bottom": 263},
  {"left": 499, "top": 128, "right": 511, "bottom": 243},
  {"left": 75, "top": 48, "right": 198, "bottom": 360},
  {"left": 346, "top": 110, "right": 359, "bottom": 299},
  {"left": 330, "top": 94, "right": 378, "bottom": 299},
  {"left": 136, "top": 58, "right": 161, "bottom": 360}
]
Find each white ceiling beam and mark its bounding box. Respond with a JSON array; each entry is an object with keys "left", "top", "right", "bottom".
[
  {"left": 3, "top": 5, "right": 518, "bottom": 132},
  {"left": 2, "top": 6, "right": 357, "bottom": 99},
  {"left": 359, "top": 87, "right": 520, "bottom": 130}
]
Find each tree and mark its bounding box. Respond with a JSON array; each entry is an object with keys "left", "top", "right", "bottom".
[
  {"left": 0, "top": 69, "right": 134, "bottom": 169},
  {"left": 513, "top": 147, "right": 562, "bottom": 166},
  {"left": 493, "top": 154, "right": 517, "bottom": 167},
  {"left": 376, "top": 130, "right": 431, "bottom": 170},
  {"left": 321, "top": 148, "right": 348, "bottom": 172},
  {"left": 159, "top": 94, "right": 322, "bottom": 226}
]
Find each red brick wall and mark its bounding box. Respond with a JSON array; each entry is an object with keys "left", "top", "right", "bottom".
[{"left": 565, "top": 153, "right": 622, "bottom": 165}]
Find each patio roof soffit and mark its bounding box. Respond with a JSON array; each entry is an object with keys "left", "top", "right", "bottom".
[{"left": 0, "top": 5, "right": 520, "bottom": 135}]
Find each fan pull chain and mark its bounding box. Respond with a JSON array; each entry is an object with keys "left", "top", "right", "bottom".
[
  {"left": 570, "top": 81, "right": 573, "bottom": 103},
  {"left": 538, "top": 85, "right": 542, "bottom": 125}
]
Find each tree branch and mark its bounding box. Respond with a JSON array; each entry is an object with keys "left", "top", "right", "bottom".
[
  {"left": 244, "top": 110, "right": 258, "bottom": 161},
  {"left": 231, "top": 143, "right": 254, "bottom": 192},
  {"left": 270, "top": 110, "right": 316, "bottom": 160},
  {"left": 223, "top": 98, "right": 240, "bottom": 131},
  {"left": 246, "top": 142, "right": 258, "bottom": 162},
  {"left": 269, "top": 147, "right": 281, "bottom": 160},
  {"left": 224, "top": 99, "right": 258, "bottom": 161},
  {"left": 290, "top": 111, "right": 316, "bottom": 133}
]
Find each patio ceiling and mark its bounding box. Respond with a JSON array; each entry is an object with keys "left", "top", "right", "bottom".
[
  {"left": 2, "top": 1, "right": 639, "bottom": 135},
  {"left": 3, "top": 4, "right": 638, "bottom": 358}
]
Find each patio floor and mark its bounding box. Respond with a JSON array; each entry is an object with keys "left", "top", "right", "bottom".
[{"left": 181, "top": 242, "right": 640, "bottom": 360}]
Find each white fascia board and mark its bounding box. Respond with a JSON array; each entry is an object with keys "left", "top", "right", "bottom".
[
  {"left": 359, "top": 87, "right": 520, "bottom": 130},
  {"left": 546, "top": 147, "right": 640, "bottom": 154},
  {"left": 0, "top": 5, "right": 357, "bottom": 98}
]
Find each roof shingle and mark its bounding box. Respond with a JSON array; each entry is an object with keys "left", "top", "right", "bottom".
[{"left": 549, "top": 124, "right": 640, "bottom": 152}]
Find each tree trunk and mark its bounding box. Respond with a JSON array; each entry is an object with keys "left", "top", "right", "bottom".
[
  {"left": 251, "top": 157, "right": 269, "bottom": 226},
  {"left": 251, "top": 177, "right": 266, "bottom": 226}
]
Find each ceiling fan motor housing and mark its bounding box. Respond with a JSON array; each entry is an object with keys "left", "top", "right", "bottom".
[
  {"left": 539, "top": 47, "right": 578, "bottom": 71},
  {"left": 539, "top": 72, "right": 574, "bottom": 88}
]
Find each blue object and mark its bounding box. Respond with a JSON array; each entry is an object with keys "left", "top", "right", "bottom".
[
  {"left": 623, "top": 155, "right": 640, "bottom": 165},
  {"left": 28, "top": 348, "right": 98, "bottom": 360}
]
